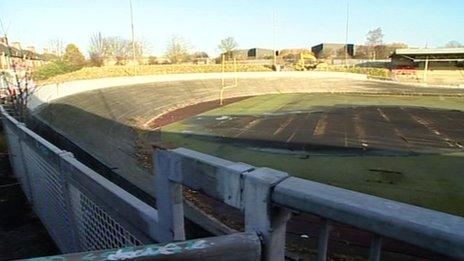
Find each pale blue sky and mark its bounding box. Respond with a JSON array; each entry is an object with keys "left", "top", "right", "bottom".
[{"left": 1, "top": 0, "right": 463, "bottom": 57}]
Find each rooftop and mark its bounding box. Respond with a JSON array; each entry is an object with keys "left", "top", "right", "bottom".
[{"left": 395, "top": 48, "right": 464, "bottom": 55}]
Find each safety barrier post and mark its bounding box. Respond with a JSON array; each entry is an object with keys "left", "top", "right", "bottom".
[
  {"left": 58, "top": 151, "right": 82, "bottom": 252},
  {"left": 243, "top": 168, "right": 291, "bottom": 261},
  {"left": 154, "top": 149, "right": 185, "bottom": 242},
  {"left": 16, "top": 123, "right": 33, "bottom": 202}
]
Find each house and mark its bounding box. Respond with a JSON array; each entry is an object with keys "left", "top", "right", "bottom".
[{"left": 0, "top": 37, "right": 49, "bottom": 70}]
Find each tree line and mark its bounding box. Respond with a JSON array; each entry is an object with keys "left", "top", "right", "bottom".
[{"left": 33, "top": 29, "right": 462, "bottom": 80}]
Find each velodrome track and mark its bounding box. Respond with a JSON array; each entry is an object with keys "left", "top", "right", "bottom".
[
  {"left": 29, "top": 72, "right": 463, "bottom": 258},
  {"left": 30, "top": 72, "right": 463, "bottom": 196}
]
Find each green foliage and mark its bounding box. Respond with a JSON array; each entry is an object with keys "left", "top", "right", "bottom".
[
  {"left": 63, "top": 44, "right": 86, "bottom": 69},
  {"left": 33, "top": 43, "right": 87, "bottom": 80},
  {"left": 32, "top": 60, "right": 77, "bottom": 81}
]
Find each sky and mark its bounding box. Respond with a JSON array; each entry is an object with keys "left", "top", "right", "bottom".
[{"left": 1, "top": 0, "right": 463, "bottom": 57}]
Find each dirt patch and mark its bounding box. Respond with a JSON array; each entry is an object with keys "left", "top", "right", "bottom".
[{"left": 147, "top": 96, "right": 252, "bottom": 129}]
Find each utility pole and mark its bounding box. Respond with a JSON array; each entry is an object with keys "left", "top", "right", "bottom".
[
  {"left": 344, "top": 0, "right": 350, "bottom": 66},
  {"left": 129, "top": 0, "right": 137, "bottom": 76},
  {"left": 272, "top": 10, "right": 278, "bottom": 70}
]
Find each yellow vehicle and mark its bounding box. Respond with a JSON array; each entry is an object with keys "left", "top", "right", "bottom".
[{"left": 294, "top": 52, "right": 318, "bottom": 71}]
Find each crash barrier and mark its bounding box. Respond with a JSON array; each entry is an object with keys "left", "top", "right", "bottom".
[
  {"left": 155, "top": 148, "right": 464, "bottom": 261},
  {"left": 2, "top": 105, "right": 464, "bottom": 260}
]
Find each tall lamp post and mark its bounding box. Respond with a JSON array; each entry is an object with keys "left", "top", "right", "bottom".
[{"left": 129, "top": 0, "right": 137, "bottom": 76}]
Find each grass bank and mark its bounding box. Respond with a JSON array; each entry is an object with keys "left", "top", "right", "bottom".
[{"left": 35, "top": 64, "right": 273, "bottom": 85}]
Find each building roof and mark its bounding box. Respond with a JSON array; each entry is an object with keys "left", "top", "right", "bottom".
[
  {"left": 392, "top": 48, "right": 464, "bottom": 61},
  {"left": 395, "top": 48, "right": 464, "bottom": 55},
  {"left": 0, "top": 43, "right": 49, "bottom": 60}
]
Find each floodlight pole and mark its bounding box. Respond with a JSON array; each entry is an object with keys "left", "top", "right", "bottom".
[
  {"left": 272, "top": 10, "right": 277, "bottom": 69},
  {"left": 130, "top": 0, "right": 137, "bottom": 76},
  {"left": 344, "top": 0, "right": 350, "bottom": 67}
]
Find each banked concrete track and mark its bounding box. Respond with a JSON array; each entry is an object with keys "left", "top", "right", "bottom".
[{"left": 30, "top": 71, "right": 463, "bottom": 198}]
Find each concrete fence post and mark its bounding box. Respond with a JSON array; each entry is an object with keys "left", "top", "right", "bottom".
[
  {"left": 154, "top": 149, "right": 185, "bottom": 242},
  {"left": 16, "top": 124, "right": 33, "bottom": 203},
  {"left": 243, "top": 168, "right": 290, "bottom": 261},
  {"left": 58, "top": 151, "right": 82, "bottom": 252}
]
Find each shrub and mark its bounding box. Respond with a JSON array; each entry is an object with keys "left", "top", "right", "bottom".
[
  {"left": 32, "top": 60, "right": 77, "bottom": 81},
  {"left": 63, "top": 44, "right": 85, "bottom": 69}
]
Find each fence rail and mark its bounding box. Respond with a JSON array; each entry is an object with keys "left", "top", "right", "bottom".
[
  {"left": 29, "top": 232, "right": 261, "bottom": 261},
  {"left": 1, "top": 106, "right": 160, "bottom": 253},
  {"left": 2, "top": 105, "right": 464, "bottom": 260},
  {"left": 156, "top": 147, "right": 464, "bottom": 260}
]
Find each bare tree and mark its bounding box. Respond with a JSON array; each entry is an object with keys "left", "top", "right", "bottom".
[
  {"left": 366, "top": 27, "right": 384, "bottom": 59},
  {"left": 88, "top": 33, "right": 151, "bottom": 66},
  {"left": 105, "top": 37, "right": 132, "bottom": 64},
  {"left": 46, "top": 39, "right": 64, "bottom": 59},
  {"left": 445, "top": 40, "right": 463, "bottom": 48},
  {"left": 135, "top": 37, "right": 152, "bottom": 58},
  {"left": 165, "top": 36, "right": 189, "bottom": 64},
  {"left": 218, "top": 37, "right": 238, "bottom": 59},
  {"left": 88, "top": 32, "right": 108, "bottom": 66}
]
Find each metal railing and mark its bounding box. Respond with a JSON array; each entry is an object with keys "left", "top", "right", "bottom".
[
  {"left": 1, "top": 106, "right": 161, "bottom": 253},
  {"left": 155, "top": 147, "right": 464, "bottom": 260},
  {"left": 28, "top": 233, "right": 261, "bottom": 261},
  {"left": 2, "top": 105, "right": 464, "bottom": 260}
]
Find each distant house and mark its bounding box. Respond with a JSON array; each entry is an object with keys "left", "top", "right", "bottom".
[
  {"left": 311, "top": 43, "right": 355, "bottom": 59},
  {"left": 192, "top": 52, "right": 211, "bottom": 64},
  {"left": 0, "top": 37, "right": 50, "bottom": 70}
]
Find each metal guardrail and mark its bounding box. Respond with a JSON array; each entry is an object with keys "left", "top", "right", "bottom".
[
  {"left": 155, "top": 147, "right": 464, "bottom": 260},
  {"left": 3, "top": 105, "right": 464, "bottom": 260},
  {"left": 0, "top": 107, "right": 160, "bottom": 253},
  {"left": 28, "top": 232, "right": 261, "bottom": 261},
  {"left": 1, "top": 106, "right": 261, "bottom": 261}
]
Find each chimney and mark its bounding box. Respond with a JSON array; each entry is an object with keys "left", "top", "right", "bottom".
[
  {"left": 0, "top": 37, "right": 7, "bottom": 45},
  {"left": 27, "top": 46, "right": 36, "bottom": 53},
  {"left": 11, "top": 42, "right": 22, "bottom": 50}
]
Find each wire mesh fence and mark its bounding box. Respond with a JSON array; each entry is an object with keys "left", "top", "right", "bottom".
[{"left": 1, "top": 106, "right": 157, "bottom": 253}]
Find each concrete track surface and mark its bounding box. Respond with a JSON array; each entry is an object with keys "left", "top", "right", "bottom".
[{"left": 30, "top": 72, "right": 463, "bottom": 259}]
